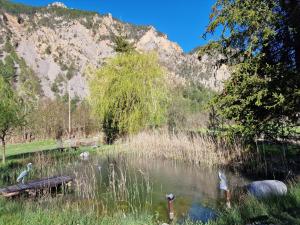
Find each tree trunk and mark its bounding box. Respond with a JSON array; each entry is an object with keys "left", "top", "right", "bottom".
[{"left": 1, "top": 138, "right": 6, "bottom": 164}]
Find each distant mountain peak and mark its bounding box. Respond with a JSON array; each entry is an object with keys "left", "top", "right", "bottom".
[{"left": 47, "top": 2, "right": 67, "bottom": 9}]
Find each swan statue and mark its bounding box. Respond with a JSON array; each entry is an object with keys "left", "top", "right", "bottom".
[
  {"left": 218, "top": 171, "right": 287, "bottom": 206},
  {"left": 79, "top": 151, "right": 89, "bottom": 160}
]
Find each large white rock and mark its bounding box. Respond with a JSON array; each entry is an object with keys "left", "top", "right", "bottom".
[
  {"left": 246, "top": 180, "right": 287, "bottom": 198},
  {"left": 47, "top": 2, "right": 67, "bottom": 8}
]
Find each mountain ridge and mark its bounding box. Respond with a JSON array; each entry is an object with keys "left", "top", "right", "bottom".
[{"left": 0, "top": 0, "right": 230, "bottom": 99}]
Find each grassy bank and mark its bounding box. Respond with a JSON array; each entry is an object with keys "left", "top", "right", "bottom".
[
  {"left": 0, "top": 197, "right": 153, "bottom": 225},
  {"left": 0, "top": 184, "right": 299, "bottom": 225},
  {"left": 5, "top": 140, "right": 57, "bottom": 157},
  {"left": 206, "top": 183, "right": 300, "bottom": 225},
  {"left": 0, "top": 136, "right": 299, "bottom": 225}
]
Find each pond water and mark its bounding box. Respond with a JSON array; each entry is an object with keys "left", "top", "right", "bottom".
[
  {"left": 66, "top": 153, "right": 249, "bottom": 223},
  {"left": 3, "top": 152, "right": 250, "bottom": 223}
]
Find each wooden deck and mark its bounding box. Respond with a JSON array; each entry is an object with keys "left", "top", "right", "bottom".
[{"left": 0, "top": 175, "right": 73, "bottom": 197}]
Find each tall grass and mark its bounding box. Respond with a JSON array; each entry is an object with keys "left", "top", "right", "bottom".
[
  {"left": 0, "top": 197, "right": 154, "bottom": 225},
  {"left": 121, "top": 130, "right": 247, "bottom": 167},
  {"left": 0, "top": 149, "right": 154, "bottom": 216},
  {"left": 178, "top": 184, "right": 300, "bottom": 225},
  {"left": 72, "top": 156, "right": 153, "bottom": 215},
  {"left": 1, "top": 184, "right": 299, "bottom": 225}
]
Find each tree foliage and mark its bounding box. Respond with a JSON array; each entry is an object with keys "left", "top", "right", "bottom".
[
  {"left": 112, "top": 34, "right": 135, "bottom": 53},
  {"left": 205, "top": 0, "right": 300, "bottom": 140},
  {"left": 167, "top": 82, "right": 215, "bottom": 132},
  {"left": 88, "top": 53, "right": 168, "bottom": 143},
  {"left": 0, "top": 76, "right": 24, "bottom": 163}
]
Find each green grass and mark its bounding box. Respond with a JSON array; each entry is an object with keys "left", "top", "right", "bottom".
[
  {"left": 4, "top": 140, "right": 57, "bottom": 157},
  {"left": 204, "top": 184, "right": 300, "bottom": 225},
  {"left": 0, "top": 185, "right": 299, "bottom": 225},
  {"left": 0, "top": 141, "right": 299, "bottom": 225},
  {"left": 0, "top": 197, "right": 154, "bottom": 225}
]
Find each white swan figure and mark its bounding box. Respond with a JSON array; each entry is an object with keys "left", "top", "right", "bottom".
[
  {"left": 79, "top": 151, "right": 89, "bottom": 160},
  {"left": 218, "top": 171, "right": 287, "bottom": 199}
]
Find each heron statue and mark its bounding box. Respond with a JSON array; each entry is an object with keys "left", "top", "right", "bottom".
[
  {"left": 17, "top": 163, "right": 33, "bottom": 184},
  {"left": 218, "top": 171, "right": 287, "bottom": 207}
]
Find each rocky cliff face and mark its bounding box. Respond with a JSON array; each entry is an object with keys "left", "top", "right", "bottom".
[{"left": 0, "top": 1, "right": 230, "bottom": 99}]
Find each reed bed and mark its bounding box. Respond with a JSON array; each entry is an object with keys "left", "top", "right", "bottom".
[
  {"left": 0, "top": 150, "right": 153, "bottom": 216},
  {"left": 70, "top": 155, "right": 153, "bottom": 215},
  {"left": 120, "top": 130, "right": 248, "bottom": 167}
]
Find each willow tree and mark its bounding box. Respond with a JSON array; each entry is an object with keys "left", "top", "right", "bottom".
[
  {"left": 204, "top": 0, "right": 300, "bottom": 141},
  {"left": 88, "top": 52, "right": 168, "bottom": 143},
  {"left": 0, "top": 76, "right": 24, "bottom": 163}
]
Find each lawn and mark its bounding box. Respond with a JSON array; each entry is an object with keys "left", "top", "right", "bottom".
[{"left": 4, "top": 139, "right": 58, "bottom": 157}]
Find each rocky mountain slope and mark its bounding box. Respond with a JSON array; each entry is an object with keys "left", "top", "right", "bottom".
[{"left": 0, "top": 1, "right": 229, "bottom": 99}]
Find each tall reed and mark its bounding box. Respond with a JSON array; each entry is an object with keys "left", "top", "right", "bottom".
[
  {"left": 120, "top": 130, "right": 248, "bottom": 167},
  {"left": 72, "top": 156, "right": 153, "bottom": 215}
]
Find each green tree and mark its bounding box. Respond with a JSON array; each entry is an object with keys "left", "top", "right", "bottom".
[
  {"left": 0, "top": 55, "right": 16, "bottom": 81},
  {"left": 0, "top": 77, "right": 24, "bottom": 163},
  {"left": 112, "top": 35, "right": 135, "bottom": 53},
  {"left": 88, "top": 53, "right": 168, "bottom": 143},
  {"left": 204, "top": 0, "right": 300, "bottom": 141}
]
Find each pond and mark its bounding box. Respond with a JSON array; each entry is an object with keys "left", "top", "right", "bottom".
[{"left": 2, "top": 151, "right": 250, "bottom": 223}]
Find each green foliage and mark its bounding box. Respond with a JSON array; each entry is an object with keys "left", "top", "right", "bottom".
[
  {"left": 211, "top": 58, "right": 299, "bottom": 140},
  {"left": 0, "top": 56, "right": 16, "bottom": 81},
  {"left": 17, "top": 58, "right": 42, "bottom": 106},
  {"left": 112, "top": 35, "right": 135, "bottom": 53},
  {"left": 0, "top": 77, "right": 24, "bottom": 163},
  {"left": 0, "top": 0, "right": 39, "bottom": 15},
  {"left": 0, "top": 196, "right": 154, "bottom": 225},
  {"left": 182, "top": 83, "right": 215, "bottom": 112},
  {"left": 88, "top": 53, "right": 168, "bottom": 143},
  {"left": 208, "top": 184, "right": 300, "bottom": 225},
  {"left": 0, "top": 0, "right": 96, "bottom": 17},
  {"left": 205, "top": 0, "right": 300, "bottom": 141},
  {"left": 1, "top": 38, "right": 41, "bottom": 103},
  {"left": 3, "top": 39, "right": 14, "bottom": 53},
  {"left": 205, "top": 0, "right": 278, "bottom": 54},
  {"left": 45, "top": 6, "right": 97, "bottom": 20},
  {"left": 167, "top": 83, "right": 215, "bottom": 131}
]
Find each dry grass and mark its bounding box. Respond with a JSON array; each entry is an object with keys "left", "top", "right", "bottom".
[{"left": 120, "top": 130, "right": 248, "bottom": 167}]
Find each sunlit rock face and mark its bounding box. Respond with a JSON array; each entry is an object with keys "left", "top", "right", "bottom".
[
  {"left": 0, "top": 5, "right": 230, "bottom": 99},
  {"left": 47, "top": 2, "right": 68, "bottom": 9}
]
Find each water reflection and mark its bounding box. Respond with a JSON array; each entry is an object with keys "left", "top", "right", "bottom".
[
  {"left": 71, "top": 155, "right": 249, "bottom": 222},
  {"left": 179, "top": 203, "right": 217, "bottom": 223},
  {"left": 3, "top": 152, "right": 249, "bottom": 223}
]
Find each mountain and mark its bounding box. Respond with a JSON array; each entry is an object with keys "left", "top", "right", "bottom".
[{"left": 0, "top": 1, "right": 230, "bottom": 99}]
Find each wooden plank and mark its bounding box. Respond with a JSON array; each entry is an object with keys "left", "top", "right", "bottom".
[{"left": 0, "top": 175, "right": 73, "bottom": 196}]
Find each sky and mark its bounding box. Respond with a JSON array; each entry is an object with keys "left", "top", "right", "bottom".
[{"left": 13, "top": 0, "right": 217, "bottom": 52}]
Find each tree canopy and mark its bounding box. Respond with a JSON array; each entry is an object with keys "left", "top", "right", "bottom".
[
  {"left": 112, "top": 35, "right": 135, "bottom": 53},
  {"left": 204, "top": 0, "right": 300, "bottom": 141},
  {"left": 88, "top": 52, "right": 168, "bottom": 143},
  {"left": 0, "top": 76, "right": 24, "bottom": 163}
]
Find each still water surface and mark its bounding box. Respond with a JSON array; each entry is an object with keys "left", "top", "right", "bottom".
[
  {"left": 68, "top": 154, "right": 249, "bottom": 222},
  {"left": 2, "top": 152, "right": 249, "bottom": 223}
]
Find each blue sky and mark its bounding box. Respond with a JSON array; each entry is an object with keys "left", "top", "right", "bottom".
[{"left": 13, "top": 0, "right": 217, "bottom": 52}]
